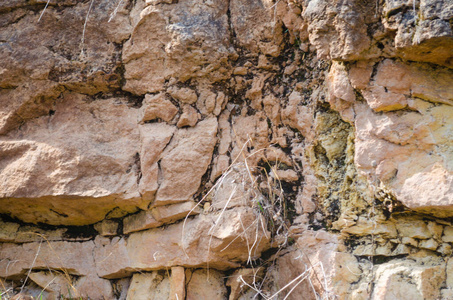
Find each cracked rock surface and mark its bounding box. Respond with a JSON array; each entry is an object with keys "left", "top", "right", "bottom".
[{"left": 0, "top": 0, "right": 453, "bottom": 299}]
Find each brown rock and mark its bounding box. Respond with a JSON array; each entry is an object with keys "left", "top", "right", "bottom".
[
  {"left": 0, "top": 0, "right": 131, "bottom": 133},
  {"left": 169, "top": 266, "right": 185, "bottom": 300},
  {"left": 177, "top": 105, "right": 199, "bottom": 128},
  {"left": 96, "top": 207, "right": 270, "bottom": 278},
  {"left": 226, "top": 268, "right": 262, "bottom": 300},
  {"left": 126, "top": 271, "right": 170, "bottom": 300},
  {"left": 0, "top": 94, "right": 145, "bottom": 225},
  {"left": 168, "top": 87, "right": 198, "bottom": 104},
  {"left": 0, "top": 240, "right": 96, "bottom": 278},
  {"left": 29, "top": 271, "right": 73, "bottom": 295},
  {"left": 139, "top": 93, "right": 178, "bottom": 123},
  {"left": 151, "top": 201, "right": 200, "bottom": 224},
  {"left": 186, "top": 269, "right": 227, "bottom": 300},
  {"left": 138, "top": 123, "right": 176, "bottom": 201},
  {"left": 15, "top": 226, "right": 68, "bottom": 243},
  {"left": 230, "top": 0, "right": 283, "bottom": 56},
  {"left": 76, "top": 274, "right": 114, "bottom": 300},
  {"left": 123, "top": 0, "right": 235, "bottom": 94},
  {"left": 156, "top": 118, "right": 218, "bottom": 205},
  {"left": 123, "top": 210, "right": 162, "bottom": 235}
]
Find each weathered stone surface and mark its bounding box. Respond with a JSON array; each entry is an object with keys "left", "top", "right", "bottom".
[
  {"left": 0, "top": 220, "right": 19, "bottom": 242},
  {"left": 0, "top": 94, "right": 145, "bottom": 225},
  {"left": 168, "top": 87, "right": 198, "bottom": 105},
  {"left": 138, "top": 123, "right": 176, "bottom": 202},
  {"left": 94, "top": 236, "right": 131, "bottom": 279},
  {"left": 123, "top": 210, "right": 162, "bottom": 235},
  {"left": 76, "top": 274, "right": 114, "bottom": 300},
  {"left": 0, "top": 0, "right": 132, "bottom": 134},
  {"left": 96, "top": 207, "right": 270, "bottom": 278},
  {"left": 1, "top": 0, "right": 453, "bottom": 298},
  {"left": 169, "top": 266, "right": 185, "bottom": 300},
  {"left": 94, "top": 220, "right": 119, "bottom": 237},
  {"left": 156, "top": 118, "right": 218, "bottom": 205},
  {"left": 372, "top": 259, "right": 446, "bottom": 300},
  {"left": 341, "top": 217, "right": 397, "bottom": 238},
  {"left": 177, "top": 105, "right": 199, "bottom": 128},
  {"left": 0, "top": 240, "right": 95, "bottom": 278},
  {"left": 263, "top": 230, "right": 362, "bottom": 299},
  {"left": 151, "top": 201, "right": 200, "bottom": 224},
  {"left": 186, "top": 269, "right": 227, "bottom": 300},
  {"left": 351, "top": 61, "right": 453, "bottom": 217},
  {"left": 139, "top": 93, "right": 178, "bottom": 123},
  {"left": 29, "top": 271, "right": 73, "bottom": 295},
  {"left": 226, "top": 268, "right": 260, "bottom": 300},
  {"left": 122, "top": 0, "right": 235, "bottom": 94},
  {"left": 126, "top": 271, "right": 170, "bottom": 300}
]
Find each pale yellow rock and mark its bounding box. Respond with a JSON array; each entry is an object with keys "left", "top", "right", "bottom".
[
  {"left": 446, "top": 258, "right": 453, "bottom": 289},
  {"left": 442, "top": 226, "right": 453, "bottom": 243},
  {"left": 169, "top": 266, "right": 185, "bottom": 300},
  {"left": 427, "top": 221, "right": 444, "bottom": 240},
  {"left": 126, "top": 272, "right": 170, "bottom": 300},
  {"left": 441, "top": 289, "right": 453, "bottom": 299},
  {"left": 401, "top": 237, "right": 418, "bottom": 247},
  {"left": 396, "top": 219, "right": 432, "bottom": 239},
  {"left": 437, "top": 243, "right": 452, "bottom": 256},
  {"left": 0, "top": 220, "right": 19, "bottom": 242},
  {"left": 123, "top": 210, "right": 162, "bottom": 235},
  {"left": 342, "top": 218, "right": 397, "bottom": 238},
  {"left": 392, "top": 244, "right": 411, "bottom": 255},
  {"left": 94, "top": 220, "right": 118, "bottom": 237},
  {"left": 418, "top": 239, "right": 439, "bottom": 251},
  {"left": 186, "top": 269, "right": 227, "bottom": 300}
]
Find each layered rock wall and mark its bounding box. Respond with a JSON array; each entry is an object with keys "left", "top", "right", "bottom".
[{"left": 0, "top": 0, "right": 452, "bottom": 299}]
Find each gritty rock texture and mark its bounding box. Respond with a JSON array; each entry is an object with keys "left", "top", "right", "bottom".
[{"left": 0, "top": 0, "right": 453, "bottom": 299}]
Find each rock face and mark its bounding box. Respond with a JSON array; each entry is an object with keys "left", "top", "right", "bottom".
[{"left": 0, "top": 0, "right": 453, "bottom": 299}]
